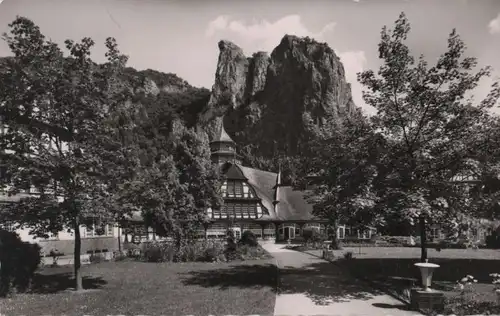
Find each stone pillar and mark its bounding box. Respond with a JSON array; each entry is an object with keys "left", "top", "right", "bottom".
[
  {"left": 298, "top": 223, "right": 305, "bottom": 238},
  {"left": 203, "top": 223, "right": 209, "bottom": 240},
  {"left": 123, "top": 230, "right": 129, "bottom": 244},
  {"left": 260, "top": 223, "right": 266, "bottom": 240},
  {"left": 274, "top": 222, "right": 280, "bottom": 243}
]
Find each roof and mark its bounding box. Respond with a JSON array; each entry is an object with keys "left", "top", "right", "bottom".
[
  {"left": 236, "top": 164, "right": 278, "bottom": 221},
  {"left": 117, "top": 164, "right": 322, "bottom": 223},
  {"left": 213, "top": 124, "right": 235, "bottom": 144},
  {"left": 235, "top": 164, "right": 318, "bottom": 221},
  {"left": 276, "top": 187, "right": 320, "bottom": 221}
]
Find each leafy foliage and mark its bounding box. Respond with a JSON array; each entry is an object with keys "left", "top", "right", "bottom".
[
  {"left": 239, "top": 230, "right": 258, "bottom": 247},
  {"left": 0, "top": 16, "right": 132, "bottom": 290},
  {"left": 294, "top": 108, "right": 382, "bottom": 247},
  {"left": 0, "top": 229, "right": 41, "bottom": 297},
  {"left": 357, "top": 13, "right": 500, "bottom": 260},
  {"left": 119, "top": 119, "right": 222, "bottom": 246}
]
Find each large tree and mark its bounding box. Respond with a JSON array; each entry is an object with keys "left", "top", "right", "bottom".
[
  {"left": 358, "top": 13, "right": 500, "bottom": 261},
  {"left": 0, "top": 17, "right": 131, "bottom": 291},
  {"left": 294, "top": 109, "right": 383, "bottom": 248},
  {"left": 119, "top": 118, "right": 222, "bottom": 251}
]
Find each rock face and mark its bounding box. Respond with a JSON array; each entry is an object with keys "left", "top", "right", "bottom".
[{"left": 201, "top": 35, "right": 357, "bottom": 157}]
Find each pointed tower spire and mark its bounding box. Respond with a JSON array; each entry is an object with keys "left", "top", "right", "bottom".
[
  {"left": 209, "top": 121, "right": 242, "bottom": 166},
  {"left": 276, "top": 162, "right": 282, "bottom": 186},
  {"left": 273, "top": 163, "right": 282, "bottom": 207}
]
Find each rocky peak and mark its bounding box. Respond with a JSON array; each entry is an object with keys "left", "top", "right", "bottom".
[{"left": 201, "top": 34, "right": 358, "bottom": 157}]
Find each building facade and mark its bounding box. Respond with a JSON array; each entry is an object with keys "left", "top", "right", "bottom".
[
  {"left": 1, "top": 124, "right": 374, "bottom": 254},
  {"left": 123, "top": 124, "right": 362, "bottom": 243}
]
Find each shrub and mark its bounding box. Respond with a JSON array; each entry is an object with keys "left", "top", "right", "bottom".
[
  {"left": 343, "top": 251, "right": 354, "bottom": 260},
  {"left": 143, "top": 242, "right": 176, "bottom": 262},
  {"left": 200, "top": 241, "right": 225, "bottom": 262},
  {"left": 89, "top": 253, "right": 105, "bottom": 264},
  {"left": 239, "top": 230, "right": 258, "bottom": 247},
  {"left": 0, "top": 229, "right": 41, "bottom": 297},
  {"left": 236, "top": 244, "right": 271, "bottom": 260},
  {"left": 48, "top": 249, "right": 64, "bottom": 266},
  {"left": 113, "top": 251, "right": 128, "bottom": 261},
  {"left": 310, "top": 233, "right": 326, "bottom": 244},
  {"left": 443, "top": 274, "right": 500, "bottom": 315},
  {"left": 485, "top": 231, "right": 500, "bottom": 249},
  {"left": 225, "top": 230, "right": 238, "bottom": 261},
  {"left": 142, "top": 240, "right": 226, "bottom": 263},
  {"left": 302, "top": 227, "right": 314, "bottom": 244}
]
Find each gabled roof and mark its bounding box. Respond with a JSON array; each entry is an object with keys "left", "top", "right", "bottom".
[
  {"left": 235, "top": 164, "right": 319, "bottom": 222},
  {"left": 235, "top": 164, "right": 278, "bottom": 220}
]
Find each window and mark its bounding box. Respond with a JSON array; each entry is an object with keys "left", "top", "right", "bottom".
[
  {"left": 227, "top": 181, "right": 235, "bottom": 197},
  {"left": 234, "top": 204, "right": 243, "bottom": 218},
  {"left": 222, "top": 181, "right": 257, "bottom": 199},
  {"left": 357, "top": 229, "right": 370, "bottom": 240},
  {"left": 207, "top": 223, "right": 226, "bottom": 239},
  {"left": 234, "top": 182, "right": 243, "bottom": 197},
  {"left": 86, "top": 224, "right": 114, "bottom": 237},
  {"left": 338, "top": 226, "right": 345, "bottom": 239},
  {"left": 471, "top": 228, "right": 478, "bottom": 238},
  {"left": 256, "top": 205, "right": 263, "bottom": 218},
  {"left": 429, "top": 228, "right": 440, "bottom": 240},
  {"left": 0, "top": 221, "right": 14, "bottom": 232},
  {"left": 220, "top": 182, "right": 227, "bottom": 197}
]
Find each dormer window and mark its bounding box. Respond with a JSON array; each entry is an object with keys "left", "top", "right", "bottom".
[{"left": 222, "top": 180, "right": 257, "bottom": 199}]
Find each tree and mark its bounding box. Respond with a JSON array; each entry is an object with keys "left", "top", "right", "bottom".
[
  {"left": 0, "top": 17, "right": 131, "bottom": 291},
  {"left": 120, "top": 119, "right": 222, "bottom": 249},
  {"left": 295, "top": 109, "right": 382, "bottom": 249},
  {"left": 358, "top": 13, "right": 500, "bottom": 261}
]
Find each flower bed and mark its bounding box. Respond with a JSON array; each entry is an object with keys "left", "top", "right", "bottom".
[{"left": 140, "top": 239, "right": 271, "bottom": 263}]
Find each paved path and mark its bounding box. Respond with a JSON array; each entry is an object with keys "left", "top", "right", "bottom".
[{"left": 260, "top": 242, "right": 422, "bottom": 316}]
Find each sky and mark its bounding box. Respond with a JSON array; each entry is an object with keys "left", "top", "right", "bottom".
[{"left": 0, "top": 0, "right": 499, "bottom": 115}]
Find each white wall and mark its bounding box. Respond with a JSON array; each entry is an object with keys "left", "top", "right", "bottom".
[{"left": 14, "top": 224, "right": 120, "bottom": 243}]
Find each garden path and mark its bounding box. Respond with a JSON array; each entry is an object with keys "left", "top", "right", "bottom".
[{"left": 260, "top": 242, "right": 423, "bottom": 316}]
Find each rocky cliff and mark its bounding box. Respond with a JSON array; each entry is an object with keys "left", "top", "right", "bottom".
[{"left": 201, "top": 34, "right": 357, "bottom": 157}]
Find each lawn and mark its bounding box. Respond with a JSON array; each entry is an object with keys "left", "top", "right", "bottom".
[
  {"left": 306, "top": 247, "right": 500, "bottom": 314},
  {"left": 0, "top": 259, "right": 277, "bottom": 315}
]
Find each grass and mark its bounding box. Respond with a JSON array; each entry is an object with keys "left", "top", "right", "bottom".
[
  {"left": 1, "top": 258, "right": 277, "bottom": 315},
  {"left": 305, "top": 246, "right": 500, "bottom": 314}
]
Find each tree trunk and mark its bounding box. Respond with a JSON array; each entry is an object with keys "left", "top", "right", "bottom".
[
  {"left": 330, "top": 219, "right": 339, "bottom": 250},
  {"left": 419, "top": 215, "right": 427, "bottom": 262},
  {"left": 118, "top": 226, "right": 122, "bottom": 253},
  {"left": 73, "top": 217, "right": 83, "bottom": 291}
]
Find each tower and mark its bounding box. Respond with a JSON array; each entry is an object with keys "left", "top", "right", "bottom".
[{"left": 209, "top": 123, "right": 242, "bottom": 166}]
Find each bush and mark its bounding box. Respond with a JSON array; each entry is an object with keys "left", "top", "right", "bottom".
[
  {"left": 89, "top": 253, "right": 105, "bottom": 264},
  {"left": 239, "top": 230, "right": 258, "bottom": 247},
  {"left": 0, "top": 229, "right": 41, "bottom": 297},
  {"left": 200, "top": 241, "right": 225, "bottom": 262},
  {"left": 343, "top": 251, "right": 354, "bottom": 260},
  {"left": 142, "top": 240, "right": 226, "bottom": 263},
  {"left": 485, "top": 231, "right": 500, "bottom": 249},
  {"left": 225, "top": 231, "right": 238, "bottom": 261},
  {"left": 302, "top": 227, "right": 315, "bottom": 244},
  {"left": 310, "top": 233, "right": 326, "bottom": 244},
  {"left": 113, "top": 251, "right": 128, "bottom": 261},
  {"left": 143, "top": 242, "right": 176, "bottom": 262}
]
